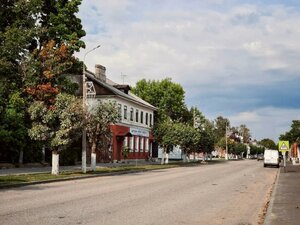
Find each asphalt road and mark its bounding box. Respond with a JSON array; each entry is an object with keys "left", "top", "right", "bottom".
[{"left": 0, "top": 160, "right": 278, "bottom": 225}]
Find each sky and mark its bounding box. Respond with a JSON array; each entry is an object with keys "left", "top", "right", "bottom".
[{"left": 75, "top": 0, "right": 300, "bottom": 142}]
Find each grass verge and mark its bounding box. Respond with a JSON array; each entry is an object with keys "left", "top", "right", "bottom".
[{"left": 0, "top": 163, "right": 189, "bottom": 188}]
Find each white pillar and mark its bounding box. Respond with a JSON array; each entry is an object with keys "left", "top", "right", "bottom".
[
  {"left": 52, "top": 151, "right": 59, "bottom": 175},
  {"left": 165, "top": 153, "right": 169, "bottom": 164},
  {"left": 91, "top": 152, "right": 96, "bottom": 171}
]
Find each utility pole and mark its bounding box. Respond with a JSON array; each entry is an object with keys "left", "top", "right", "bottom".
[
  {"left": 225, "top": 123, "right": 228, "bottom": 160},
  {"left": 82, "top": 45, "right": 100, "bottom": 173}
]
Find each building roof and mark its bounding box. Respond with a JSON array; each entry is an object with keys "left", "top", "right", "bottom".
[{"left": 85, "top": 71, "right": 156, "bottom": 111}]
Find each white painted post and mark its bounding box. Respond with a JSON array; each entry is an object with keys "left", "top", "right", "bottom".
[
  {"left": 165, "top": 153, "right": 169, "bottom": 164},
  {"left": 91, "top": 152, "right": 96, "bottom": 171},
  {"left": 283, "top": 153, "right": 286, "bottom": 173},
  {"left": 52, "top": 151, "right": 59, "bottom": 175},
  {"left": 161, "top": 150, "right": 165, "bottom": 164}
]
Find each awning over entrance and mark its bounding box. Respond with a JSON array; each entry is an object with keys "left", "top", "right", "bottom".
[{"left": 116, "top": 132, "right": 132, "bottom": 137}]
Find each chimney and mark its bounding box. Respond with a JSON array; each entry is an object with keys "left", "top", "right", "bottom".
[{"left": 95, "top": 64, "right": 106, "bottom": 83}]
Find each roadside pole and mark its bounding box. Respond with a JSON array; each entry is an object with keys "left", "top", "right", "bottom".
[
  {"left": 283, "top": 153, "right": 286, "bottom": 173},
  {"left": 279, "top": 140, "right": 289, "bottom": 173}
]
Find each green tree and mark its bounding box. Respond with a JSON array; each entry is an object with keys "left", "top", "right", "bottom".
[
  {"left": 249, "top": 144, "right": 265, "bottom": 155},
  {"left": 132, "top": 78, "right": 188, "bottom": 122},
  {"left": 0, "top": 92, "right": 27, "bottom": 164},
  {"left": 279, "top": 120, "right": 300, "bottom": 144},
  {"left": 238, "top": 124, "right": 251, "bottom": 143},
  {"left": 173, "top": 123, "right": 201, "bottom": 162},
  {"left": 214, "top": 116, "right": 230, "bottom": 144},
  {"left": 86, "top": 101, "right": 120, "bottom": 171},
  {"left": 233, "top": 143, "right": 247, "bottom": 156},
  {"left": 259, "top": 138, "right": 277, "bottom": 150},
  {"left": 0, "top": 0, "right": 85, "bottom": 164},
  {"left": 28, "top": 93, "right": 83, "bottom": 175},
  {"left": 152, "top": 120, "right": 175, "bottom": 164},
  {"left": 217, "top": 137, "right": 235, "bottom": 155}
]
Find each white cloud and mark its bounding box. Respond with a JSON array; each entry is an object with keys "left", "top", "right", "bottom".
[
  {"left": 76, "top": 1, "right": 300, "bottom": 140},
  {"left": 229, "top": 107, "right": 300, "bottom": 142}
]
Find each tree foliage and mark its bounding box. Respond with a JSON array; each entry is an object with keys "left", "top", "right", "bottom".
[
  {"left": 132, "top": 78, "right": 188, "bottom": 122},
  {"left": 173, "top": 123, "right": 200, "bottom": 155},
  {"left": 152, "top": 119, "right": 175, "bottom": 153},
  {"left": 0, "top": 0, "right": 85, "bottom": 164},
  {"left": 213, "top": 116, "right": 230, "bottom": 144},
  {"left": 0, "top": 91, "right": 27, "bottom": 162},
  {"left": 259, "top": 138, "right": 277, "bottom": 149},
  {"left": 86, "top": 101, "right": 120, "bottom": 154},
  {"left": 279, "top": 120, "right": 300, "bottom": 144},
  {"left": 28, "top": 93, "right": 83, "bottom": 151},
  {"left": 238, "top": 124, "right": 251, "bottom": 143},
  {"left": 249, "top": 144, "right": 265, "bottom": 155}
]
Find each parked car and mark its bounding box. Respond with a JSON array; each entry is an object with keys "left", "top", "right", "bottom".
[
  {"left": 263, "top": 149, "right": 280, "bottom": 168},
  {"left": 257, "top": 154, "right": 264, "bottom": 161}
]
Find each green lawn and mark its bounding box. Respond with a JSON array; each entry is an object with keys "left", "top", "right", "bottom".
[{"left": 0, "top": 163, "right": 184, "bottom": 188}]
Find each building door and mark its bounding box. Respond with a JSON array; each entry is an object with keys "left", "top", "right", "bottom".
[{"left": 152, "top": 142, "right": 159, "bottom": 158}]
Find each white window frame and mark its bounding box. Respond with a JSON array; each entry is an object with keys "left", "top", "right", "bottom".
[
  {"left": 140, "top": 111, "right": 144, "bottom": 124},
  {"left": 124, "top": 105, "right": 127, "bottom": 120},
  {"left": 136, "top": 109, "right": 139, "bottom": 123},
  {"left": 130, "top": 107, "right": 134, "bottom": 121}
]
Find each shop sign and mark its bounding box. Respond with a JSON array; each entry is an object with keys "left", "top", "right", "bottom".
[{"left": 130, "top": 127, "right": 149, "bottom": 137}]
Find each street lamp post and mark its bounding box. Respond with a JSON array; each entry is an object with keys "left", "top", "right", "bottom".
[
  {"left": 82, "top": 45, "right": 100, "bottom": 173},
  {"left": 225, "top": 123, "right": 228, "bottom": 160}
]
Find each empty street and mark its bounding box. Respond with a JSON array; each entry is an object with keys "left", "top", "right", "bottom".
[{"left": 0, "top": 160, "right": 278, "bottom": 225}]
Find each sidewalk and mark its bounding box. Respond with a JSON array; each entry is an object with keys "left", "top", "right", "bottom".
[
  {"left": 264, "top": 161, "right": 300, "bottom": 225},
  {"left": 0, "top": 160, "right": 159, "bottom": 176}
]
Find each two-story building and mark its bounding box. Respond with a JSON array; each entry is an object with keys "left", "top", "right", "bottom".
[{"left": 80, "top": 64, "right": 156, "bottom": 163}]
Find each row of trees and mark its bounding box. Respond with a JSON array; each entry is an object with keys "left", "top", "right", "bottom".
[
  {"left": 132, "top": 78, "right": 253, "bottom": 163},
  {"left": 0, "top": 0, "right": 86, "bottom": 165},
  {"left": 0, "top": 1, "right": 122, "bottom": 174}
]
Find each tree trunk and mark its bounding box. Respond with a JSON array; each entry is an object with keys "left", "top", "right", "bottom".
[
  {"left": 42, "top": 144, "right": 45, "bottom": 163},
  {"left": 18, "top": 149, "right": 23, "bottom": 165},
  {"left": 91, "top": 141, "right": 97, "bottom": 171},
  {"left": 165, "top": 153, "right": 169, "bottom": 164},
  {"left": 182, "top": 153, "right": 186, "bottom": 162},
  {"left": 161, "top": 149, "right": 165, "bottom": 164},
  {"left": 51, "top": 150, "right": 59, "bottom": 175}
]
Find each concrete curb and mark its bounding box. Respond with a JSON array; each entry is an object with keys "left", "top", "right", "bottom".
[
  {"left": 0, "top": 169, "right": 150, "bottom": 190},
  {"left": 263, "top": 167, "right": 281, "bottom": 225}
]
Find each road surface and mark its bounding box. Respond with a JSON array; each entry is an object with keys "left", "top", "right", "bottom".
[{"left": 0, "top": 160, "right": 278, "bottom": 225}]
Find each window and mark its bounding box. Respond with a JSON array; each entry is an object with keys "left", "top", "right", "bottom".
[
  {"left": 150, "top": 114, "right": 153, "bottom": 126},
  {"left": 140, "top": 111, "right": 144, "bottom": 124},
  {"left": 140, "top": 137, "right": 144, "bottom": 152},
  {"left": 135, "top": 137, "right": 139, "bottom": 152},
  {"left": 135, "top": 109, "right": 139, "bottom": 122},
  {"left": 145, "top": 138, "right": 149, "bottom": 152},
  {"left": 129, "top": 136, "right": 134, "bottom": 152},
  {"left": 124, "top": 105, "right": 127, "bottom": 119},
  {"left": 130, "top": 107, "right": 134, "bottom": 121},
  {"left": 145, "top": 113, "right": 148, "bottom": 125}
]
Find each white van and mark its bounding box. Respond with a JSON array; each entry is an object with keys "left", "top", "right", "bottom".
[{"left": 263, "top": 149, "right": 280, "bottom": 168}]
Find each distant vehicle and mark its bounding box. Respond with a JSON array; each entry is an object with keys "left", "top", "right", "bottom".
[
  {"left": 257, "top": 154, "right": 264, "bottom": 161},
  {"left": 263, "top": 149, "right": 280, "bottom": 168}
]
